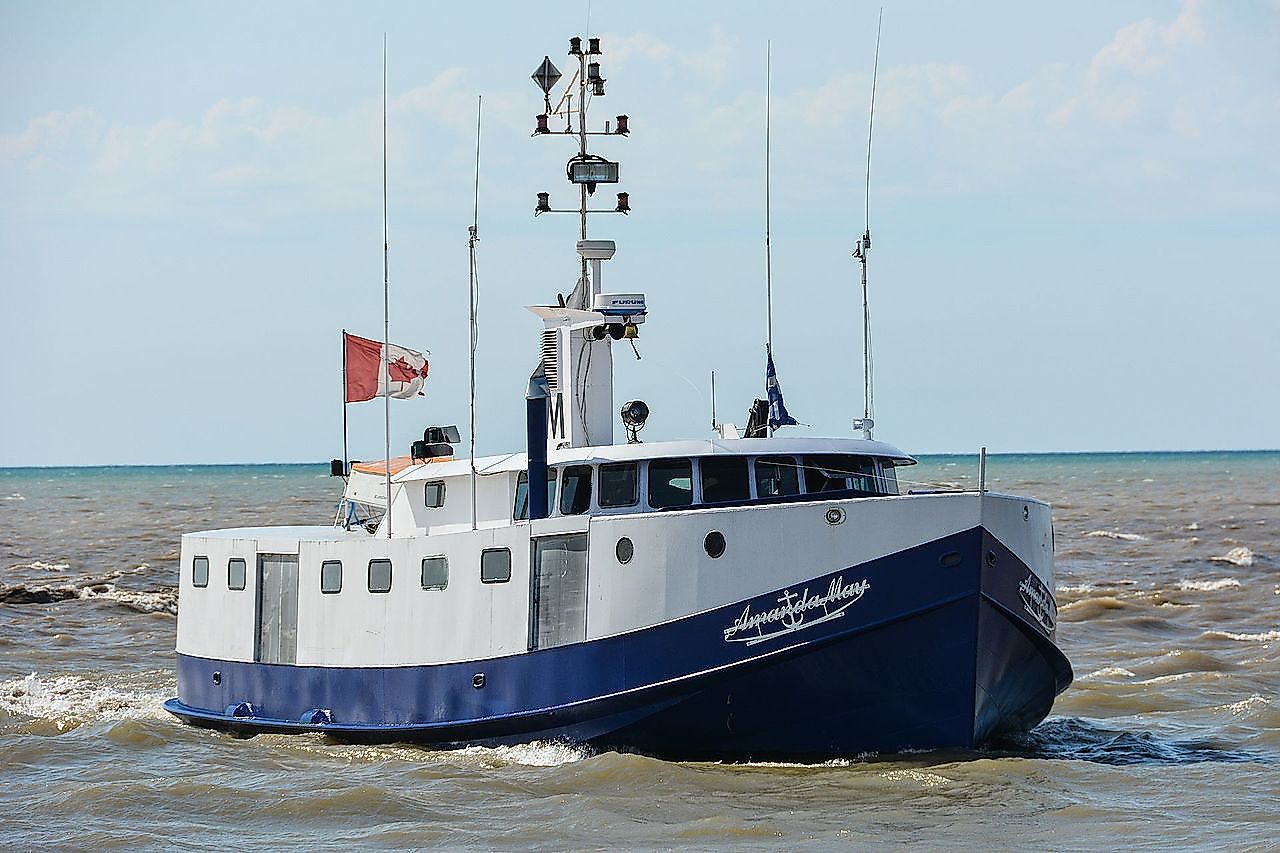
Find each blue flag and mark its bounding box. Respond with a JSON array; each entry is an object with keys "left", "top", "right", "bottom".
[{"left": 766, "top": 347, "right": 798, "bottom": 430}]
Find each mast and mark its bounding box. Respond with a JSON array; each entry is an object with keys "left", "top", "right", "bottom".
[
  {"left": 853, "top": 11, "right": 882, "bottom": 441},
  {"left": 468, "top": 95, "right": 481, "bottom": 531},
  {"left": 382, "top": 35, "right": 392, "bottom": 536},
  {"left": 764, "top": 43, "right": 774, "bottom": 436}
]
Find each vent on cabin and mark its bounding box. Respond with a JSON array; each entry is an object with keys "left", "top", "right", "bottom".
[{"left": 540, "top": 330, "right": 559, "bottom": 392}]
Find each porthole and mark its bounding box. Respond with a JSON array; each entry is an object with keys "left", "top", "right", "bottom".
[
  {"left": 940, "top": 551, "right": 963, "bottom": 568},
  {"left": 616, "top": 537, "right": 634, "bottom": 564},
  {"left": 704, "top": 531, "right": 726, "bottom": 559},
  {"left": 192, "top": 556, "right": 209, "bottom": 588},
  {"left": 227, "top": 558, "right": 246, "bottom": 591},
  {"left": 985, "top": 551, "right": 998, "bottom": 568}
]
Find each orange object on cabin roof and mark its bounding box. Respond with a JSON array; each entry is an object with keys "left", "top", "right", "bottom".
[{"left": 351, "top": 455, "right": 452, "bottom": 476}]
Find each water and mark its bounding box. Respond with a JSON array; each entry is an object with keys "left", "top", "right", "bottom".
[{"left": 2, "top": 453, "right": 1278, "bottom": 848}]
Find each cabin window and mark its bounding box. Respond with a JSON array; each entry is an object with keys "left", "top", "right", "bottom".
[
  {"left": 320, "top": 560, "right": 342, "bottom": 594},
  {"left": 598, "top": 462, "right": 639, "bottom": 507},
  {"left": 421, "top": 556, "right": 448, "bottom": 590},
  {"left": 227, "top": 558, "right": 246, "bottom": 591},
  {"left": 755, "top": 456, "right": 800, "bottom": 498},
  {"left": 880, "top": 462, "right": 900, "bottom": 495},
  {"left": 560, "top": 465, "right": 593, "bottom": 515},
  {"left": 424, "top": 481, "right": 446, "bottom": 508},
  {"left": 648, "top": 458, "right": 693, "bottom": 509},
  {"left": 192, "top": 556, "right": 209, "bottom": 588},
  {"left": 701, "top": 456, "right": 750, "bottom": 504},
  {"left": 481, "top": 548, "right": 511, "bottom": 584},
  {"left": 847, "top": 456, "right": 880, "bottom": 494},
  {"left": 513, "top": 468, "right": 558, "bottom": 520},
  {"left": 803, "top": 455, "right": 852, "bottom": 494},
  {"left": 368, "top": 559, "right": 392, "bottom": 593}
]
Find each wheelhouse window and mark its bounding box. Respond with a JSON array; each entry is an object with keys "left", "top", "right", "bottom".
[
  {"left": 755, "top": 456, "right": 800, "bottom": 498},
  {"left": 368, "top": 559, "right": 392, "bottom": 593},
  {"left": 424, "top": 481, "right": 446, "bottom": 508},
  {"left": 227, "top": 558, "right": 246, "bottom": 591},
  {"left": 421, "top": 556, "right": 448, "bottom": 590},
  {"left": 803, "top": 455, "right": 882, "bottom": 495},
  {"left": 560, "top": 465, "right": 593, "bottom": 515},
  {"left": 700, "top": 456, "right": 750, "bottom": 504},
  {"left": 320, "top": 560, "right": 342, "bottom": 594},
  {"left": 879, "top": 461, "right": 900, "bottom": 495},
  {"left": 648, "top": 458, "right": 693, "bottom": 509},
  {"left": 192, "top": 556, "right": 209, "bottom": 588},
  {"left": 481, "top": 548, "right": 511, "bottom": 584},
  {"left": 598, "top": 462, "right": 638, "bottom": 508},
  {"left": 514, "top": 468, "right": 558, "bottom": 520}
]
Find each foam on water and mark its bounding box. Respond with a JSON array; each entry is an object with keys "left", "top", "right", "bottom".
[
  {"left": 1176, "top": 578, "right": 1242, "bottom": 591},
  {"left": 1080, "top": 666, "right": 1136, "bottom": 680},
  {"left": 1202, "top": 629, "right": 1280, "bottom": 642},
  {"left": 1209, "top": 546, "right": 1255, "bottom": 567},
  {"left": 1084, "top": 530, "right": 1148, "bottom": 541},
  {"left": 0, "top": 672, "right": 170, "bottom": 732},
  {"left": 9, "top": 561, "right": 70, "bottom": 572},
  {"left": 454, "top": 740, "right": 592, "bottom": 767}
]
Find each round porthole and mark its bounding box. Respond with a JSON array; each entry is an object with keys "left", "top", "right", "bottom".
[
  {"left": 616, "top": 537, "right": 634, "bottom": 564},
  {"left": 704, "top": 531, "right": 726, "bottom": 559}
]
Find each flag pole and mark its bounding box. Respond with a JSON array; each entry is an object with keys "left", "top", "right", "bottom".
[
  {"left": 341, "top": 328, "right": 349, "bottom": 478},
  {"left": 381, "top": 34, "right": 392, "bottom": 539}
]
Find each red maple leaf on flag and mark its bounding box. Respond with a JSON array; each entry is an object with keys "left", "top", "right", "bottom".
[{"left": 387, "top": 357, "right": 420, "bottom": 383}]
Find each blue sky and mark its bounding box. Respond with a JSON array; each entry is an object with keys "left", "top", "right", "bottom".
[{"left": 2, "top": 1, "right": 1277, "bottom": 465}]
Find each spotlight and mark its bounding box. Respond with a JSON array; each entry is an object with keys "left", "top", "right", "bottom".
[
  {"left": 621, "top": 400, "right": 649, "bottom": 443},
  {"left": 535, "top": 192, "right": 550, "bottom": 214}
]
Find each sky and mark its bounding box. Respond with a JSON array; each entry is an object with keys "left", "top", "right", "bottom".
[{"left": 1, "top": 1, "right": 1278, "bottom": 466}]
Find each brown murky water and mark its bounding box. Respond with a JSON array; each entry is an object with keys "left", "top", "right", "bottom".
[{"left": 2, "top": 453, "right": 1277, "bottom": 849}]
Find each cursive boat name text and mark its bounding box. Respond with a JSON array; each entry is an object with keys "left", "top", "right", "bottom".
[{"left": 723, "top": 575, "right": 871, "bottom": 646}]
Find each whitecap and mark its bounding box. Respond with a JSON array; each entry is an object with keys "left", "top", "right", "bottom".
[
  {"left": 1203, "top": 629, "right": 1280, "bottom": 642},
  {"left": 1080, "top": 666, "right": 1135, "bottom": 680},
  {"left": 1176, "top": 578, "right": 1242, "bottom": 592},
  {"left": 9, "top": 561, "right": 70, "bottom": 572},
  {"left": 1084, "top": 530, "right": 1148, "bottom": 541},
  {"left": 77, "top": 584, "right": 177, "bottom": 615},
  {"left": 1184, "top": 522, "right": 1201, "bottom": 531},
  {"left": 0, "top": 672, "right": 168, "bottom": 731},
  {"left": 455, "top": 740, "right": 590, "bottom": 767},
  {"left": 880, "top": 768, "right": 951, "bottom": 788},
  {"left": 1209, "top": 546, "right": 1255, "bottom": 567},
  {"left": 3, "top": 493, "right": 24, "bottom": 501}
]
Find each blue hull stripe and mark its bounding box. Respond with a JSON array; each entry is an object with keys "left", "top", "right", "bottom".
[{"left": 166, "top": 526, "right": 1072, "bottom": 758}]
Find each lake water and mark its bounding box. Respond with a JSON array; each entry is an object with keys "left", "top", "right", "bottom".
[{"left": 2, "top": 452, "right": 1277, "bottom": 848}]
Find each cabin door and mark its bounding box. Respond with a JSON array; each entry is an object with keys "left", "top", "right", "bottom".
[
  {"left": 529, "top": 533, "right": 588, "bottom": 650},
  {"left": 255, "top": 553, "right": 299, "bottom": 664}
]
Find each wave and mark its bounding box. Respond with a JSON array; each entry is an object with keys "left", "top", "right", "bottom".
[
  {"left": 454, "top": 740, "right": 591, "bottom": 767},
  {"left": 1079, "top": 666, "right": 1136, "bottom": 680},
  {"left": 0, "top": 580, "right": 176, "bottom": 615},
  {"left": 1202, "top": 629, "right": 1280, "bottom": 642},
  {"left": 8, "top": 561, "right": 70, "bottom": 572},
  {"left": 0, "top": 672, "right": 169, "bottom": 732},
  {"left": 993, "top": 717, "right": 1266, "bottom": 765},
  {"left": 1209, "top": 546, "right": 1255, "bottom": 567},
  {"left": 1084, "top": 530, "right": 1148, "bottom": 541},
  {"left": 1177, "top": 578, "right": 1242, "bottom": 591}
]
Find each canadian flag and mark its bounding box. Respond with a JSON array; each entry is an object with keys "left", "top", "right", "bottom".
[{"left": 344, "top": 332, "right": 429, "bottom": 402}]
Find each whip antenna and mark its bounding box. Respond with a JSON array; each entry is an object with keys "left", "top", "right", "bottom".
[
  {"left": 853, "top": 10, "right": 882, "bottom": 441},
  {"left": 468, "top": 95, "right": 482, "bottom": 531}
]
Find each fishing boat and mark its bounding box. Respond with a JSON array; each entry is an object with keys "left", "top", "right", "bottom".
[{"left": 164, "top": 33, "right": 1072, "bottom": 759}]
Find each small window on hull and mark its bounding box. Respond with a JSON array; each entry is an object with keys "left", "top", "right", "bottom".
[
  {"left": 424, "top": 481, "right": 446, "bottom": 508},
  {"left": 228, "top": 558, "right": 246, "bottom": 591},
  {"left": 321, "top": 560, "right": 342, "bottom": 594},
  {"left": 368, "top": 559, "right": 392, "bottom": 593},
  {"left": 421, "top": 556, "right": 448, "bottom": 590},
  {"left": 192, "top": 556, "right": 209, "bottom": 588},
  {"left": 481, "top": 548, "right": 511, "bottom": 584}
]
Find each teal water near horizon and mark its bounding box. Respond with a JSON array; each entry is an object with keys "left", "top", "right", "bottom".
[{"left": 2, "top": 451, "right": 1278, "bottom": 848}]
